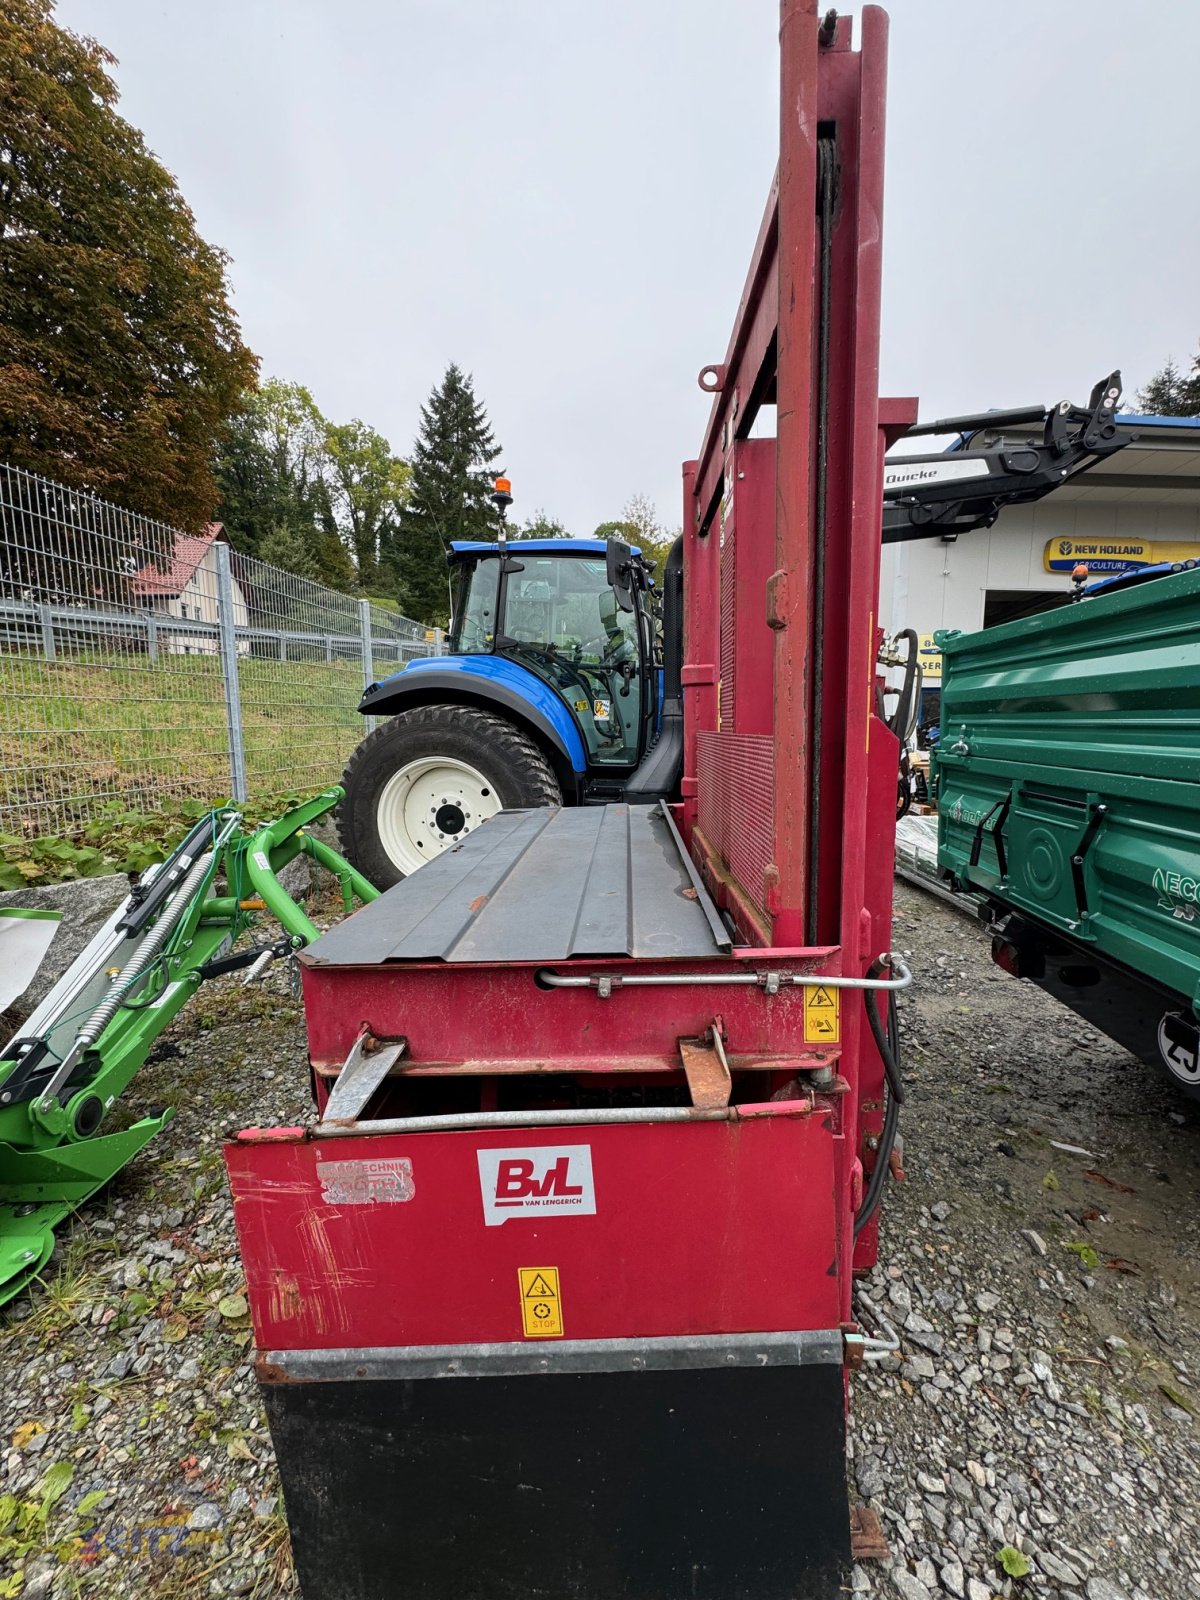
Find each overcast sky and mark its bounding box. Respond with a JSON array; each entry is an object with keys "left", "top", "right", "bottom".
[{"left": 55, "top": 0, "right": 1200, "bottom": 533}]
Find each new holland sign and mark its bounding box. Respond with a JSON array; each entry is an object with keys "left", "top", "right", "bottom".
[{"left": 1043, "top": 537, "right": 1200, "bottom": 576}]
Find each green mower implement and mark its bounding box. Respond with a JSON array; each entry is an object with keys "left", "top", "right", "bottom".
[{"left": 0, "top": 788, "right": 377, "bottom": 1304}]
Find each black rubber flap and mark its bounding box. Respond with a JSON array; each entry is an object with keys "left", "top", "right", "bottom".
[
  {"left": 262, "top": 1360, "right": 850, "bottom": 1600},
  {"left": 305, "top": 804, "right": 730, "bottom": 964}
]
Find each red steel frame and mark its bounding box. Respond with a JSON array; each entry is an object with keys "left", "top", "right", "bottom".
[
  {"left": 682, "top": 2, "right": 914, "bottom": 1277},
  {"left": 226, "top": 0, "right": 910, "bottom": 1389},
  {"left": 225, "top": 8, "right": 917, "bottom": 1591}
]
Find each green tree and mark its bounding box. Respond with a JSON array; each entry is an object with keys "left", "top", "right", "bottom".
[
  {"left": 396, "top": 363, "right": 502, "bottom": 625},
  {"left": 257, "top": 522, "right": 319, "bottom": 583},
  {"left": 1138, "top": 351, "right": 1200, "bottom": 416},
  {"left": 595, "top": 493, "right": 678, "bottom": 582},
  {"left": 214, "top": 380, "right": 354, "bottom": 589},
  {"left": 511, "top": 509, "right": 569, "bottom": 541},
  {"left": 324, "top": 419, "right": 410, "bottom": 592},
  {"left": 0, "top": 0, "right": 256, "bottom": 560}
]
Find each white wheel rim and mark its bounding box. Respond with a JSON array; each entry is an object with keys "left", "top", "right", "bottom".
[
  {"left": 375, "top": 756, "right": 502, "bottom": 877},
  {"left": 1158, "top": 1012, "right": 1200, "bottom": 1087}
]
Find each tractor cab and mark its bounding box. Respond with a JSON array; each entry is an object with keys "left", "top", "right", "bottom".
[
  {"left": 340, "top": 532, "right": 665, "bottom": 888},
  {"left": 447, "top": 538, "right": 653, "bottom": 769}
]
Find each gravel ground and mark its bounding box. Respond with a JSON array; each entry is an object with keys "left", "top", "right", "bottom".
[
  {"left": 854, "top": 885, "right": 1200, "bottom": 1600},
  {"left": 1, "top": 881, "right": 1197, "bottom": 1599}
]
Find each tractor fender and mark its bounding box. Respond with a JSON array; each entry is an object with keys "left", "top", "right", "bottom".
[{"left": 359, "top": 657, "right": 588, "bottom": 794}]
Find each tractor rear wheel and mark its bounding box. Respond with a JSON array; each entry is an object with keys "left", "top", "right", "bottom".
[{"left": 338, "top": 705, "right": 562, "bottom": 888}]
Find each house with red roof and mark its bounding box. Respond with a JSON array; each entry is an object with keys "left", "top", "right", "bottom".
[{"left": 131, "top": 523, "right": 248, "bottom": 654}]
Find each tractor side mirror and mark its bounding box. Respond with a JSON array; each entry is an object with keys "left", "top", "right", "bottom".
[{"left": 605, "top": 538, "right": 635, "bottom": 613}]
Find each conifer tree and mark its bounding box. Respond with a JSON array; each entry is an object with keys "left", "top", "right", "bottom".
[
  {"left": 1137, "top": 350, "right": 1200, "bottom": 416},
  {"left": 396, "top": 364, "right": 502, "bottom": 625}
]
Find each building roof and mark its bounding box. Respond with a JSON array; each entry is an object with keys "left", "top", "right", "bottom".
[
  {"left": 132, "top": 524, "right": 226, "bottom": 598},
  {"left": 1111, "top": 413, "right": 1200, "bottom": 434},
  {"left": 945, "top": 411, "right": 1200, "bottom": 507},
  {"left": 1042, "top": 413, "right": 1200, "bottom": 505}
]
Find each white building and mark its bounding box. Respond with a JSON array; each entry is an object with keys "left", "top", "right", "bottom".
[
  {"left": 132, "top": 523, "right": 248, "bottom": 654},
  {"left": 880, "top": 414, "right": 1200, "bottom": 729}
]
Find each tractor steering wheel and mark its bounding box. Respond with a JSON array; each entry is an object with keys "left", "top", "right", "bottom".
[
  {"left": 513, "top": 643, "right": 597, "bottom": 704},
  {"left": 580, "top": 635, "right": 633, "bottom": 671}
]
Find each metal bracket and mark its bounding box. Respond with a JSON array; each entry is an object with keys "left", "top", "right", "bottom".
[
  {"left": 1070, "top": 802, "right": 1109, "bottom": 918},
  {"left": 320, "top": 1033, "right": 407, "bottom": 1125},
  {"left": 968, "top": 791, "right": 1011, "bottom": 877},
  {"left": 850, "top": 1505, "right": 890, "bottom": 1561},
  {"left": 678, "top": 1025, "right": 732, "bottom": 1109}
]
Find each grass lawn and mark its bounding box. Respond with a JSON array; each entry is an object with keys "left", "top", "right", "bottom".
[{"left": 1, "top": 650, "right": 375, "bottom": 839}]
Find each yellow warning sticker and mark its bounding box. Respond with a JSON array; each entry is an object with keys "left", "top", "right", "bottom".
[
  {"left": 803, "top": 984, "right": 840, "bottom": 1044},
  {"left": 518, "top": 1267, "right": 563, "bottom": 1338}
]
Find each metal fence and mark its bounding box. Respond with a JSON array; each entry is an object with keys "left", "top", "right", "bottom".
[{"left": 0, "top": 464, "right": 441, "bottom": 838}]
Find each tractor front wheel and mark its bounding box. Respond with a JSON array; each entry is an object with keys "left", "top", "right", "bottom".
[{"left": 338, "top": 705, "right": 562, "bottom": 888}]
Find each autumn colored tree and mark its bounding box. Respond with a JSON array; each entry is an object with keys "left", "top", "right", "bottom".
[{"left": 0, "top": 0, "right": 256, "bottom": 567}]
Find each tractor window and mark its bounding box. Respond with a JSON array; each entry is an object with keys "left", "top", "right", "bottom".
[
  {"left": 499, "top": 555, "right": 643, "bottom": 767},
  {"left": 449, "top": 558, "right": 500, "bottom": 653}
]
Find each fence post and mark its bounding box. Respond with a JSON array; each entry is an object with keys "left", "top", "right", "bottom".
[
  {"left": 145, "top": 612, "right": 158, "bottom": 663},
  {"left": 38, "top": 605, "right": 56, "bottom": 662},
  {"left": 358, "top": 599, "right": 376, "bottom": 734},
  {"left": 433, "top": 626, "right": 445, "bottom": 656},
  {"left": 215, "top": 543, "right": 249, "bottom": 802}
]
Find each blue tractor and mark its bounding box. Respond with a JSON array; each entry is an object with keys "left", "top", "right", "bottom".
[
  {"left": 338, "top": 522, "right": 684, "bottom": 887},
  {"left": 339, "top": 373, "right": 1130, "bottom": 888}
]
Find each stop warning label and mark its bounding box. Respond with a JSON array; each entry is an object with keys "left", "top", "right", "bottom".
[{"left": 518, "top": 1267, "right": 563, "bottom": 1338}]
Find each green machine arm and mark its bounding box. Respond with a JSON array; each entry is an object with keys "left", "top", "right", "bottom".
[{"left": 0, "top": 789, "right": 377, "bottom": 1304}]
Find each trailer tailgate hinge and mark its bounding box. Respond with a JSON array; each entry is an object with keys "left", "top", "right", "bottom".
[
  {"left": 678, "top": 1024, "right": 732, "bottom": 1109},
  {"left": 319, "top": 1032, "right": 407, "bottom": 1126}
]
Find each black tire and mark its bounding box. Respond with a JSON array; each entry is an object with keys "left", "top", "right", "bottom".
[{"left": 338, "top": 704, "right": 562, "bottom": 889}]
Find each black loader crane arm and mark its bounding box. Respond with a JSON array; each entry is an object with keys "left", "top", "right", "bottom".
[{"left": 882, "top": 371, "right": 1130, "bottom": 543}]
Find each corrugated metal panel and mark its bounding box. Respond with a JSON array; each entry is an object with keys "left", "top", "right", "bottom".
[
  {"left": 937, "top": 565, "right": 1200, "bottom": 1006},
  {"left": 306, "top": 805, "right": 731, "bottom": 966}
]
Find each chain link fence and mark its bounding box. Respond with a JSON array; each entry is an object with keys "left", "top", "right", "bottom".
[{"left": 0, "top": 464, "right": 441, "bottom": 839}]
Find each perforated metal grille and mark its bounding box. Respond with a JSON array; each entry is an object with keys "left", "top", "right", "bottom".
[
  {"left": 697, "top": 730, "right": 775, "bottom": 919},
  {"left": 719, "top": 524, "right": 736, "bottom": 727}
]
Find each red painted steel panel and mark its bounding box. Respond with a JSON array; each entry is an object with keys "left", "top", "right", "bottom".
[
  {"left": 730, "top": 441, "right": 776, "bottom": 735},
  {"left": 226, "top": 1112, "right": 843, "bottom": 1352},
  {"left": 300, "top": 949, "right": 841, "bottom": 1076},
  {"left": 681, "top": 459, "right": 718, "bottom": 834},
  {"left": 719, "top": 514, "right": 736, "bottom": 729},
  {"left": 768, "top": 0, "right": 822, "bottom": 945}
]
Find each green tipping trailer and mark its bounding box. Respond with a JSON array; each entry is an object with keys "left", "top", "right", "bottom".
[{"left": 934, "top": 563, "right": 1200, "bottom": 1099}]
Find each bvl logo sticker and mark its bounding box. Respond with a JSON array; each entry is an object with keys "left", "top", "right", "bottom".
[{"left": 477, "top": 1145, "right": 596, "bottom": 1227}]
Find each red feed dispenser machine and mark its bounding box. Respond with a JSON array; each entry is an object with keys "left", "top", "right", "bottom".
[{"left": 225, "top": 6, "right": 915, "bottom": 1595}]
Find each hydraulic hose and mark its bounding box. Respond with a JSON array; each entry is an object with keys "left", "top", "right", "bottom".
[
  {"left": 888, "top": 628, "right": 921, "bottom": 743},
  {"left": 853, "top": 973, "right": 904, "bottom": 1241}
]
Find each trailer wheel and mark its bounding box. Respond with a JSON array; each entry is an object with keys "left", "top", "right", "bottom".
[
  {"left": 338, "top": 705, "right": 562, "bottom": 888},
  {"left": 1156, "top": 1010, "right": 1200, "bottom": 1102}
]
